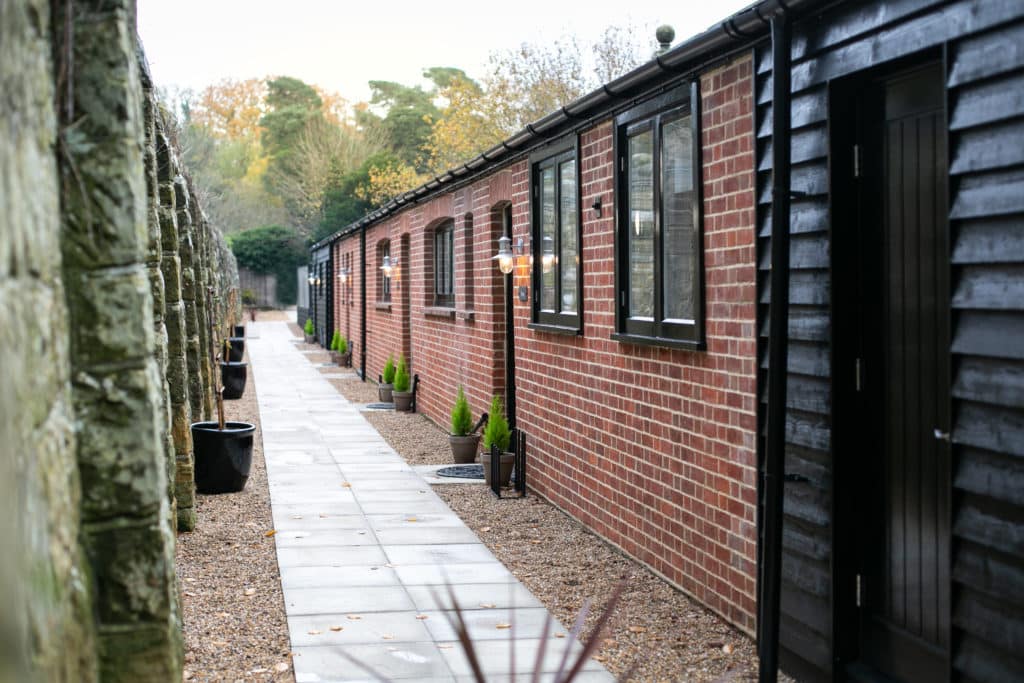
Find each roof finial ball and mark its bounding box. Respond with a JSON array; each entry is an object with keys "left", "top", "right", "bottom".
[{"left": 655, "top": 24, "right": 676, "bottom": 57}]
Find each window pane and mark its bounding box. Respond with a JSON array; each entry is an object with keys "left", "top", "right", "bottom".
[
  {"left": 559, "top": 160, "right": 577, "bottom": 313},
  {"left": 540, "top": 167, "right": 556, "bottom": 312},
  {"left": 662, "top": 115, "right": 695, "bottom": 321},
  {"left": 628, "top": 130, "right": 654, "bottom": 319}
]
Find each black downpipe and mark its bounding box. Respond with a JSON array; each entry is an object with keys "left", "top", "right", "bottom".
[
  {"left": 359, "top": 226, "right": 367, "bottom": 382},
  {"left": 759, "top": 11, "right": 791, "bottom": 683}
]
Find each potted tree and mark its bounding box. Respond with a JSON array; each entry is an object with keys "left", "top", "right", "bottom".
[
  {"left": 378, "top": 354, "right": 396, "bottom": 403},
  {"left": 330, "top": 331, "right": 352, "bottom": 367},
  {"left": 481, "top": 395, "right": 514, "bottom": 487},
  {"left": 303, "top": 318, "right": 315, "bottom": 344},
  {"left": 392, "top": 355, "right": 412, "bottom": 411},
  {"left": 220, "top": 338, "right": 248, "bottom": 400},
  {"left": 193, "top": 287, "right": 256, "bottom": 493},
  {"left": 449, "top": 386, "right": 479, "bottom": 464}
]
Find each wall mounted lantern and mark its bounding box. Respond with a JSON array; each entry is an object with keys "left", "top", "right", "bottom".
[{"left": 493, "top": 235, "right": 515, "bottom": 274}]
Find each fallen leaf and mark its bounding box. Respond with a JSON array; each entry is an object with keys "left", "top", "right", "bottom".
[
  {"left": 496, "top": 623, "right": 512, "bottom": 630},
  {"left": 603, "top": 638, "right": 617, "bottom": 648},
  {"left": 329, "top": 626, "right": 343, "bottom": 632},
  {"left": 243, "top": 588, "right": 256, "bottom": 596},
  {"left": 406, "top": 517, "right": 418, "bottom": 522},
  {"left": 291, "top": 515, "right": 303, "bottom": 519},
  {"left": 183, "top": 671, "right": 193, "bottom": 680},
  {"left": 554, "top": 633, "right": 566, "bottom": 639},
  {"left": 347, "top": 615, "right": 362, "bottom": 620},
  {"left": 628, "top": 626, "right": 647, "bottom": 634},
  {"left": 307, "top": 630, "right": 321, "bottom": 635},
  {"left": 479, "top": 526, "right": 492, "bottom": 532},
  {"left": 593, "top": 655, "right": 608, "bottom": 663},
  {"left": 384, "top": 563, "right": 396, "bottom": 568},
  {"left": 184, "top": 577, "right": 196, "bottom": 583},
  {"left": 530, "top": 539, "right": 542, "bottom": 544},
  {"left": 382, "top": 634, "right": 394, "bottom": 640},
  {"left": 212, "top": 640, "right": 228, "bottom": 647},
  {"left": 342, "top": 482, "right": 352, "bottom": 487},
  {"left": 415, "top": 614, "right": 429, "bottom": 620},
  {"left": 319, "top": 513, "right": 328, "bottom": 518},
  {"left": 265, "top": 530, "right": 277, "bottom": 537},
  {"left": 250, "top": 668, "right": 268, "bottom": 674},
  {"left": 274, "top": 662, "right": 289, "bottom": 673},
  {"left": 723, "top": 643, "right": 734, "bottom": 655},
  {"left": 217, "top": 612, "right": 231, "bottom": 618},
  {"left": 437, "top": 644, "right": 453, "bottom": 650}
]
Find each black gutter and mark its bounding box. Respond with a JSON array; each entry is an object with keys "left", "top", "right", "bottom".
[
  {"left": 359, "top": 225, "right": 367, "bottom": 382},
  {"left": 310, "top": 0, "right": 822, "bottom": 252},
  {"left": 759, "top": 8, "right": 791, "bottom": 683}
]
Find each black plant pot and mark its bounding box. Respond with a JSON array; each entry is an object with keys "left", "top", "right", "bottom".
[
  {"left": 192, "top": 421, "right": 256, "bottom": 494},
  {"left": 227, "top": 337, "right": 245, "bottom": 362},
  {"left": 220, "top": 361, "right": 247, "bottom": 400},
  {"left": 233, "top": 325, "right": 245, "bottom": 337}
]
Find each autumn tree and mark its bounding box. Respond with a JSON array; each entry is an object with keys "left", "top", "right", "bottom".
[
  {"left": 188, "top": 77, "right": 266, "bottom": 140},
  {"left": 422, "top": 75, "right": 504, "bottom": 175}
]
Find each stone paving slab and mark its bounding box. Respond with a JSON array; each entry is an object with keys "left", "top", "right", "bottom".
[{"left": 247, "top": 321, "right": 613, "bottom": 683}]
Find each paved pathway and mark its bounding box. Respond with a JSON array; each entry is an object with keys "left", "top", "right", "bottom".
[{"left": 248, "top": 321, "right": 612, "bottom": 682}]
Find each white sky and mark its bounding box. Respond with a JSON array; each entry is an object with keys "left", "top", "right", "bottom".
[{"left": 137, "top": 0, "right": 754, "bottom": 104}]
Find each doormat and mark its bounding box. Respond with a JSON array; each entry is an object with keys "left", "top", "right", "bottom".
[{"left": 435, "top": 464, "right": 484, "bottom": 479}]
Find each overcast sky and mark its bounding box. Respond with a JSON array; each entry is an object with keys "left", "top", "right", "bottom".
[{"left": 137, "top": 0, "right": 753, "bottom": 103}]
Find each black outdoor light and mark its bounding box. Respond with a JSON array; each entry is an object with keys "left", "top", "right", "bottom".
[{"left": 592, "top": 195, "right": 603, "bottom": 217}]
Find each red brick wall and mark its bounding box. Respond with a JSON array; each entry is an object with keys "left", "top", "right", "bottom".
[{"left": 327, "top": 54, "right": 757, "bottom": 632}]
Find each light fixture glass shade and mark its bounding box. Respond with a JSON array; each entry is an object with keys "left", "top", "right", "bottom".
[
  {"left": 493, "top": 236, "right": 514, "bottom": 274},
  {"left": 339, "top": 268, "right": 348, "bottom": 284},
  {"left": 380, "top": 255, "right": 393, "bottom": 278}
]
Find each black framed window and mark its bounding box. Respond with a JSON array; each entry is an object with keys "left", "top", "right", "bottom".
[
  {"left": 530, "top": 136, "right": 581, "bottom": 332},
  {"left": 614, "top": 82, "right": 703, "bottom": 348},
  {"left": 433, "top": 221, "right": 454, "bottom": 307},
  {"left": 378, "top": 241, "right": 391, "bottom": 303}
]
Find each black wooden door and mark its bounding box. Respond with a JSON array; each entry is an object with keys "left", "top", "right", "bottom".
[{"left": 851, "top": 62, "right": 951, "bottom": 682}]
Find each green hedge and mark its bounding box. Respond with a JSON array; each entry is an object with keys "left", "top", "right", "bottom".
[{"left": 229, "top": 225, "right": 305, "bottom": 305}]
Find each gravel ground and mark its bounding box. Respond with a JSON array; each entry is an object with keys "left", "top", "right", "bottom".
[
  {"left": 176, "top": 313, "right": 295, "bottom": 682},
  {"left": 433, "top": 486, "right": 760, "bottom": 682},
  {"left": 363, "top": 411, "right": 453, "bottom": 466},
  {"left": 327, "top": 374, "right": 380, "bottom": 405}
]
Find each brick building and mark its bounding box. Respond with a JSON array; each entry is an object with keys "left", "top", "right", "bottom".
[{"left": 311, "top": 1, "right": 1024, "bottom": 680}]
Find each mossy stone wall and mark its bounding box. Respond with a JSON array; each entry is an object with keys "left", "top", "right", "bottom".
[{"left": 2, "top": 0, "right": 240, "bottom": 679}]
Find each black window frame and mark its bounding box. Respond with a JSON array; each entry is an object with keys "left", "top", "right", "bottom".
[
  {"left": 378, "top": 241, "right": 391, "bottom": 303},
  {"left": 528, "top": 135, "right": 583, "bottom": 334},
  {"left": 433, "top": 220, "right": 455, "bottom": 308},
  {"left": 612, "top": 81, "right": 705, "bottom": 350}
]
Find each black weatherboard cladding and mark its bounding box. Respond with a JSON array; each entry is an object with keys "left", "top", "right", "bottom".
[{"left": 756, "top": 0, "right": 1024, "bottom": 680}]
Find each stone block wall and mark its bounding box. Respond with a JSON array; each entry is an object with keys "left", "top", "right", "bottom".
[{"left": 1, "top": 0, "right": 240, "bottom": 679}]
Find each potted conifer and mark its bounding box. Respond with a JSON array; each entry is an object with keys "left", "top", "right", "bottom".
[
  {"left": 378, "top": 354, "right": 396, "bottom": 403},
  {"left": 449, "top": 385, "right": 479, "bottom": 464},
  {"left": 481, "top": 395, "right": 514, "bottom": 487},
  {"left": 193, "top": 287, "right": 255, "bottom": 493},
  {"left": 303, "top": 318, "right": 315, "bottom": 344},
  {"left": 330, "top": 331, "right": 351, "bottom": 367},
  {"left": 392, "top": 355, "right": 412, "bottom": 411}
]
